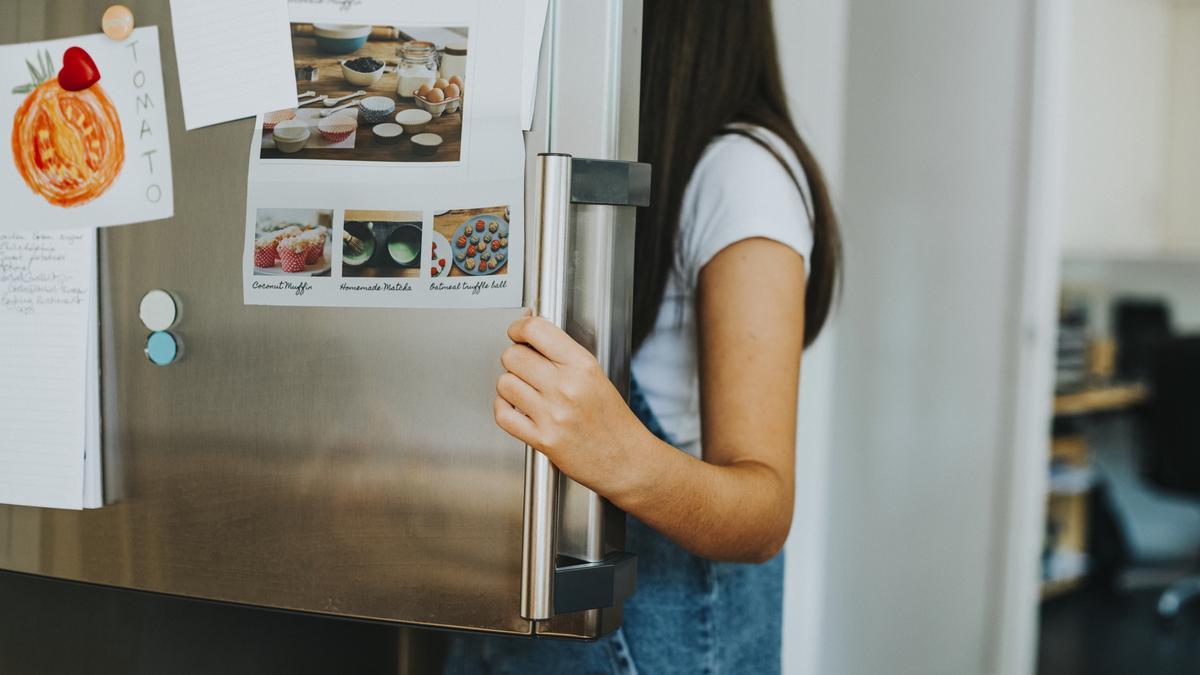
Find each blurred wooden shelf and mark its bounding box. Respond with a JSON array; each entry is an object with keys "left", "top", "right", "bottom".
[
  {"left": 1054, "top": 382, "right": 1149, "bottom": 417},
  {"left": 1041, "top": 576, "right": 1084, "bottom": 599}
]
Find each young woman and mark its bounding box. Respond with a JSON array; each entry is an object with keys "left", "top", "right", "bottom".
[{"left": 447, "top": 1, "right": 840, "bottom": 672}]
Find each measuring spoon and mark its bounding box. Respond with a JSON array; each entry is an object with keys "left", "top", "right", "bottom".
[
  {"left": 323, "top": 90, "right": 366, "bottom": 107},
  {"left": 319, "top": 100, "right": 363, "bottom": 117}
]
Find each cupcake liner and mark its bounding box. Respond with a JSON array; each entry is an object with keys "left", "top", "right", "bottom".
[
  {"left": 277, "top": 239, "right": 308, "bottom": 273},
  {"left": 254, "top": 241, "right": 278, "bottom": 268},
  {"left": 320, "top": 128, "right": 354, "bottom": 143},
  {"left": 318, "top": 118, "right": 358, "bottom": 143},
  {"left": 263, "top": 109, "right": 296, "bottom": 131},
  {"left": 304, "top": 236, "right": 324, "bottom": 264}
]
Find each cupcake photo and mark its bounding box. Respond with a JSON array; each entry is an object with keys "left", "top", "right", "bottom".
[{"left": 252, "top": 208, "right": 333, "bottom": 277}]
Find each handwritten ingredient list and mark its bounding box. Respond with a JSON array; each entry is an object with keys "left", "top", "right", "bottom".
[{"left": 0, "top": 230, "right": 100, "bottom": 510}]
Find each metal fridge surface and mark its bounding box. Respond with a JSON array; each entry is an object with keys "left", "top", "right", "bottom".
[{"left": 0, "top": 0, "right": 642, "bottom": 639}]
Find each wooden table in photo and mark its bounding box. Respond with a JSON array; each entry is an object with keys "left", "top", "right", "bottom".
[
  {"left": 434, "top": 206, "right": 510, "bottom": 277},
  {"left": 259, "top": 36, "right": 463, "bottom": 163}
]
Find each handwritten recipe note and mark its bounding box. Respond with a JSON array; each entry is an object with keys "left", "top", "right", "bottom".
[{"left": 0, "top": 231, "right": 100, "bottom": 509}]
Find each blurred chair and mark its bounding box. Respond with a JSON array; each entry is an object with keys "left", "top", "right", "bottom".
[
  {"left": 1140, "top": 335, "right": 1200, "bottom": 618},
  {"left": 1114, "top": 298, "right": 1172, "bottom": 381}
]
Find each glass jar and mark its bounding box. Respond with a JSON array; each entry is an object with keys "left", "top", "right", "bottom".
[
  {"left": 396, "top": 40, "right": 439, "bottom": 98},
  {"left": 441, "top": 41, "right": 468, "bottom": 84}
]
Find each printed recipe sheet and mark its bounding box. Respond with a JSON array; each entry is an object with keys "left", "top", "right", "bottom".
[{"left": 242, "top": 0, "right": 526, "bottom": 309}]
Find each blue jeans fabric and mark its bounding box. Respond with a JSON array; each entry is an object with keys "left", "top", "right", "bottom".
[{"left": 443, "top": 378, "right": 784, "bottom": 674}]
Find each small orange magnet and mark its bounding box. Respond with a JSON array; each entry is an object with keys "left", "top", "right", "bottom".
[{"left": 102, "top": 5, "right": 135, "bottom": 41}]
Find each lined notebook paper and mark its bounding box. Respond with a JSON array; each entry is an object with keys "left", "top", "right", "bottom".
[
  {"left": 0, "top": 230, "right": 101, "bottom": 510},
  {"left": 169, "top": 0, "right": 298, "bottom": 130}
]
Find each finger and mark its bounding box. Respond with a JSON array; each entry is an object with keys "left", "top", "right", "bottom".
[
  {"left": 496, "top": 372, "right": 544, "bottom": 417},
  {"left": 494, "top": 396, "right": 539, "bottom": 446},
  {"left": 507, "top": 316, "right": 589, "bottom": 365},
  {"left": 500, "top": 344, "right": 557, "bottom": 391}
]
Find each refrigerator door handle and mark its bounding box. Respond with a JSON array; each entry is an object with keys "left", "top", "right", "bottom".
[
  {"left": 521, "top": 154, "right": 651, "bottom": 621},
  {"left": 521, "top": 153, "right": 572, "bottom": 622}
]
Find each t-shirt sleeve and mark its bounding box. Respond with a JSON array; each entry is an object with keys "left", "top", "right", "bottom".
[{"left": 676, "top": 135, "right": 814, "bottom": 289}]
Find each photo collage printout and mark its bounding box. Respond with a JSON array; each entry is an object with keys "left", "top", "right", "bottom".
[{"left": 243, "top": 0, "right": 526, "bottom": 309}]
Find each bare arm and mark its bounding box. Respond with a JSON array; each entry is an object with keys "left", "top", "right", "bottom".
[{"left": 494, "top": 238, "right": 806, "bottom": 563}]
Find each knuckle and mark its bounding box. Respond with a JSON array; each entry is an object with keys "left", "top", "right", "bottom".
[
  {"left": 581, "top": 358, "right": 602, "bottom": 378},
  {"left": 560, "top": 377, "right": 586, "bottom": 402},
  {"left": 548, "top": 405, "right": 571, "bottom": 426}
]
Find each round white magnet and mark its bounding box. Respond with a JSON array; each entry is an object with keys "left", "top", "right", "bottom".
[{"left": 139, "top": 289, "right": 178, "bottom": 331}]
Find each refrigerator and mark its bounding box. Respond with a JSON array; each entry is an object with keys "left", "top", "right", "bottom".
[{"left": 0, "top": 0, "right": 645, "bottom": 644}]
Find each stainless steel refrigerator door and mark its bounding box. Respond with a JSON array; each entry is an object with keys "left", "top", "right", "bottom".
[
  {"left": 521, "top": 0, "right": 643, "bottom": 639},
  {"left": 0, "top": 0, "right": 642, "bottom": 639}
]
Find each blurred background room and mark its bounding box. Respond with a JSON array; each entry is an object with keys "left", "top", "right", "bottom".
[
  {"left": 781, "top": 0, "right": 1200, "bottom": 673},
  {"left": 1038, "top": 0, "right": 1200, "bottom": 672}
]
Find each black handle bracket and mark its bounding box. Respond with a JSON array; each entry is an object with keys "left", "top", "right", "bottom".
[
  {"left": 569, "top": 159, "right": 651, "bottom": 208},
  {"left": 553, "top": 551, "right": 638, "bottom": 615}
]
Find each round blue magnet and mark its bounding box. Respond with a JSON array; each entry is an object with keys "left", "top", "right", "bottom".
[{"left": 145, "top": 331, "right": 180, "bottom": 366}]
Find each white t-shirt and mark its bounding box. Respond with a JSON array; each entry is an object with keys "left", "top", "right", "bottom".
[{"left": 630, "top": 124, "right": 814, "bottom": 458}]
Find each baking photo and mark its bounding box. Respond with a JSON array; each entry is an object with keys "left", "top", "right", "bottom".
[
  {"left": 342, "top": 210, "right": 424, "bottom": 278},
  {"left": 252, "top": 208, "right": 333, "bottom": 277},
  {"left": 433, "top": 205, "right": 510, "bottom": 277},
  {"left": 259, "top": 24, "right": 468, "bottom": 163}
]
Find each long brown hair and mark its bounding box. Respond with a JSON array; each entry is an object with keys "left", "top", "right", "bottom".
[{"left": 635, "top": 0, "right": 841, "bottom": 350}]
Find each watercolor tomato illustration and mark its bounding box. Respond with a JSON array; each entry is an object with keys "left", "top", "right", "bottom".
[{"left": 10, "top": 47, "right": 124, "bottom": 207}]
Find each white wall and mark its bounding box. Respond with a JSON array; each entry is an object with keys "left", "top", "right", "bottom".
[
  {"left": 817, "top": 1, "right": 1041, "bottom": 673},
  {"left": 773, "top": 0, "right": 848, "bottom": 673},
  {"left": 1060, "top": 0, "right": 1172, "bottom": 257},
  {"left": 1166, "top": 3, "right": 1200, "bottom": 252}
]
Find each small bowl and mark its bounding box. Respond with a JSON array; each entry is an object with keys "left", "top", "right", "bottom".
[
  {"left": 263, "top": 109, "right": 295, "bottom": 131},
  {"left": 386, "top": 224, "right": 423, "bottom": 267},
  {"left": 340, "top": 59, "right": 385, "bottom": 87},
  {"left": 272, "top": 120, "right": 310, "bottom": 153},
  {"left": 312, "top": 24, "right": 371, "bottom": 54},
  {"left": 411, "top": 91, "right": 447, "bottom": 117},
  {"left": 410, "top": 133, "right": 443, "bottom": 157},
  {"left": 317, "top": 115, "right": 357, "bottom": 143},
  {"left": 359, "top": 96, "right": 396, "bottom": 124},
  {"left": 394, "top": 108, "right": 433, "bottom": 134},
  {"left": 372, "top": 122, "right": 403, "bottom": 144}
]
